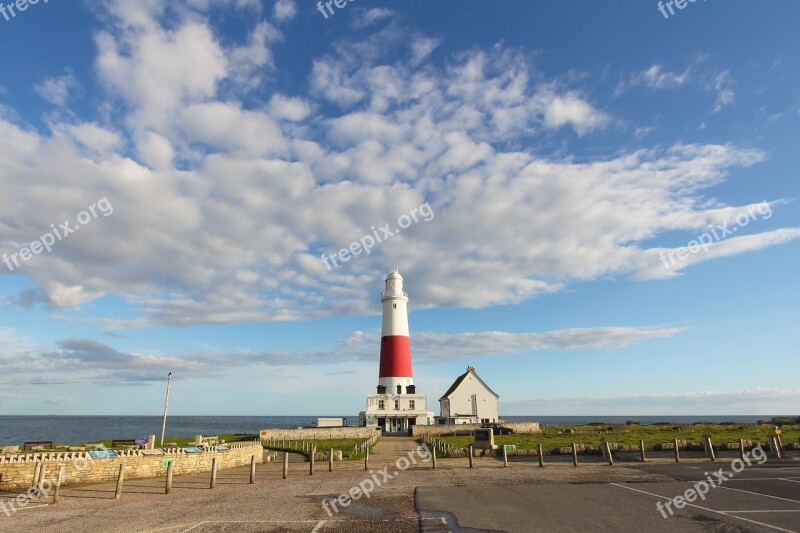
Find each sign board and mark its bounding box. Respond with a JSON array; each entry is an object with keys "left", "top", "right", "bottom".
[
  {"left": 214, "top": 445, "right": 230, "bottom": 452},
  {"left": 89, "top": 450, "right": 118, "bottom": 459},
  {"left": 182, "top": 447, "right": 202, "bottom": 453},
  {"left": 134, "top": 438, "right": 146, "bottom": 445},
  {"left": 163, "top": 458, "right": 175, "bottom": 468}
]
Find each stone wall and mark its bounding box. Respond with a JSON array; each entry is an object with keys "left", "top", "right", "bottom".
[
  {"left": 259, "top": 426, "right": 381, "bottom": 440},
  {"left": 0, "top": 442, "right": 265, "bottom": 492},
  {"left": 412, "top": 421, "right": 541, "bottom": 437}
]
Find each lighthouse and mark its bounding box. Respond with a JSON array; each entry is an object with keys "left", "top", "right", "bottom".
[
  {"left": 379, "top": 269, "right": 413, "bottom": 395},
  {"left": 359, "top": 270, "right": 434, "bottom": 433}
]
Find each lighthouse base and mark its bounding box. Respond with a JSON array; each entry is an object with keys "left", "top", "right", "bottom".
[{"left": 359, "top": 393, "right": 434, "bottom": 434}]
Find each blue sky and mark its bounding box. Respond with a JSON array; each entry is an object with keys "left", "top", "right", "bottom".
[{"left": 0, "top": 0, "right": 798, "bottom": 417}]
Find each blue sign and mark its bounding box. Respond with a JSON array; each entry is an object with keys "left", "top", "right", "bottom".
[
  {"left": 182, "top": 446, "right": 202, "bottom": 453},
  {"left": 89, "top": 450, "right": 118, "bottom": 459}
]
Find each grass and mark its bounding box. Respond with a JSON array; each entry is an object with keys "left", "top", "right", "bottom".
[
  {"left": 1, "top": 433, "right": 258, "bottom": 452},
  {"left": 432, "top": 423, "right": 800, "bottom": 451},
  {"left": 263, "top": 438, "right": 375, "bottom": 461}
]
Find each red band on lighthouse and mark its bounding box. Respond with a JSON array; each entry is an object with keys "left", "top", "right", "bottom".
[{"left": 379, "top": 336, "right": 413, "bottom": 377}]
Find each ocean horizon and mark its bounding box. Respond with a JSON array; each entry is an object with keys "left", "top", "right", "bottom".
[{"left": 0, "top": 414, "right": 787, "bottom": 446}]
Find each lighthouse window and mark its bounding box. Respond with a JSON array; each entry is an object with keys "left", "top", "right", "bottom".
[
  {"left": 378, "top": 399, "right": 384, "bottom": 410},
  {"left": 392, "top": 304, "right": 396, "bottom": 309},
  {"left": 397, "top": 385, "right": 402, "bottom": 394},
  {"left": 409, "top": 400, "right": 415, "bottom": 409},
  {"left": 395, "top": 399, "right": 400, "bottom": 410}
]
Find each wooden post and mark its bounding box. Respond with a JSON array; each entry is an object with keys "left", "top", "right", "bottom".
[
  {"left": 639, "top": 440, "right": 646, "bottom": 462},
  {"left": 468, "top": 446, "right": 474, "bottom": 468},
  {"left": 364, "top": 447, "right": 369, "bottom": 471},
  {"left": 572, "top": 443, "right": 578, "bottom": 467},
  {"left": 310, "top": 447, "right": 315, "bottom": 475},
  {"left": 283, "top": 451, "right": 289, "bottom": 479},
  {"left": 36, "top": 463, "right": 46, "bottom": 492},
  {"left": 538, "top": 443, "right": 544, "bottom": 467},
  {"left": 52, "top": 466, "right": 65, "bottom": 504},
  {"left": 210, "top": 457, "right": 217, "bottom": 488},
  {"left": 31, "top": 462, "right": 41, "bottom": 493},
  {"left": 503, "top": 446, "right": 508, "bottom": 467},
  {"left": 165, "top": 461, "right": 174, "bottom": 494},
  {"left": 706, "top": 437, "right": 716, "bottom": 462},
  {"left": 250, "top": 455, "right": 256, "bottom": 484},
  {"left": 605, "top": 441, "right": 614, "bottom": 466},
  {"left": 432, "top": 447, "right": 437, "bottom": 470},
  {"left": 673, "top": 439, "right": 680, "bottom": 462},
  {"left": 114, "top": 464, "right": 124, "bottom": 499},
  {"left": 329, "top": 448, "right": 333, "bottom": 472}
]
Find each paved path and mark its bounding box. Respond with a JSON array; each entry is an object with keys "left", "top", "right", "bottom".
[{"left": 369, "top": 436, "right": 421, "bottom": 466}]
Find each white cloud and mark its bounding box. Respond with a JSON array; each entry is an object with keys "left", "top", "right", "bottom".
[
  {"left": 353, "top": 8, "right": 395, "bottom": 30},
  {"left": 0, "top": 5, "right": 795, "bottom": 328},
  {"left": 34, "top": 74, "right": 80, "bottom": 106},
  {"left": 272, "top": 0, "right": 296, "bottom": 22}
]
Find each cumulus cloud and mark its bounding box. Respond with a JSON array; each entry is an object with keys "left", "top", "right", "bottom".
[
  {"left": 0, "top": 2, "right": 796, "bottom": 330},
  {"left": 272, "top": 0, "right": 296, "bottom": 22},
  {"left": 34, "top": 73, "right": 80, "bottom": 106}
]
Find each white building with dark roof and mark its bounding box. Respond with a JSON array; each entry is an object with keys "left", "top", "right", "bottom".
[{"left": 438, "top": 366, "right": 500, "bottom": 425}]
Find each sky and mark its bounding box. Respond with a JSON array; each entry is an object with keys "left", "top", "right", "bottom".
[{"left": 0, "top": 0, "right": 798, "bottom": 417}]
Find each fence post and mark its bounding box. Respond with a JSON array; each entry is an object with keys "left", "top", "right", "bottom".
[
  {"left": 31, "top": 462, "right": 41, "bottom": 494},
  {"left": 165, "top": 461, "right": 174, "bottom": 494},
  {"left": 329, "top": 448, "right": 333, "bottom": 472},
  {"left": 52, "top": 466, "right": 65, "bottom": 504},
  {"left": 639, "top": 440, "right": 646, "bottom": 462},
  {"left": 503, "top": 446, "right": 508, "bottom": 467},
  {"left": 310, "top": 447, "right": 315, "bottom": 476},
  {"left": 364, "top": 447, "right": 369, "bottom": 471},
  {"left": 283, "top": 451, "right": 289, "bottom": 479},
  {"left": 604, "top": 441, "right": 614, "bottom": 466},
  {"left": 673, "top": 439, "right": 680, "bottom": 463},
  {"left": 114, "top": 464, "right": 125, "bottom": 499},
  {"left": 572, "top": 443, "right": 578, "bottom": 467},
  {"left": 432, "top": 447, "right": 437, "bottom": 470},
  {"left": 706, "top": 437, "right": 716, "bottom": 462},
  {"left": 468, "top": 446, "right": 474, "bottom": 468},
  {"left": 538, "top": 443, "right": 544, "bottom": 467},
  {"left": 739, "top": 438, "right": 746, "bottom": 461},
  {"left": 210, "top": 457, "right": 217, "bottom": 488},
  {"left": 250, "top": 455, "right": 256, "bottom": 484}
]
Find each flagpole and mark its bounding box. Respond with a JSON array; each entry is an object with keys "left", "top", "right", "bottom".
[{"left": 160, "top": 372, "right": 172, "bottom": 447}]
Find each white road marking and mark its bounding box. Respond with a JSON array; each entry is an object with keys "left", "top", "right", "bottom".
[
  {"left": 780, "top": 479, "right": 800, "bottom": 484},
  {"left": 310, "top": 520, "right": 327, "bottom": 532},
  {"left": 724, "top": 510, "right": 800, "bottom": 513},
  {"left": 609, "top": 483, "right": 799, "bottom": 533},
  {"left": 719, "top": 486, "right": 800, "bottom": 504}
]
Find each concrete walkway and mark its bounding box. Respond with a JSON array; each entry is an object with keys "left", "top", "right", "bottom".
[{"left": 369, "top": 436, "right": 421, "bottom": 466}]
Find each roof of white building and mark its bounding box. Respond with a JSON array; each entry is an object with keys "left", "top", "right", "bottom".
[{"left": 439, "top": 366, "right": 500, "bottom": 401}]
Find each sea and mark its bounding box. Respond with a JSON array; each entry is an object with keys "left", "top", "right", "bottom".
[{"left": 0, "top": 415, "right": 778, "bottom": 446}]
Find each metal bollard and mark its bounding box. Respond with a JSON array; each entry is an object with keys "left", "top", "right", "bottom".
[
  {"left": 250, "top": 455, "right": 256, "bottom": 484},
  {"left": 432, "top": 447, "right": 437, "bottom": 470},
  {"left": 605, "top": 441, "right": 614, "bottom": 466},
  {"left": 739, "top": 438, "right": 746, "bottom": 461},
  {"left": 329, "top": 448, "right": 333, "bottom": 472},
  {"left": 706, "top": 437, "right": 716, "bottom": 462},
  {"left": 114, "top": 464, "right": 125, "bottom": 499},
  {"left": 503, "top": 446, "right": 508, "bottom": 467},
  {"left": 468, "top": 446, "right": 474, "bottom": 468},
  {"left": 673, "top": 439, "right": 680, "bottom": 463},
  {"left": 210, "top": 457, "right": 218, "bottom": 488},
  {"left": 283, "top": 451, "right": 289, "bottom": 479},
  {"left": 639, "top": 440, "right": 646, "bottom": 462},
  {"left": 572, "top": 443, "right": 578, "bottom": 467},
  {"left": 538, "top": 443, "right": 544, "bottom": 467},
  {"left": 310, "top": 447, "right": 315, "bottom": 476},
  {"left": 364, "top": 447, "right": 369, "bottom": 471}
]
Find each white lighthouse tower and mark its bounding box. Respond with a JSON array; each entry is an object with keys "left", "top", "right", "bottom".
[{"left": 359, "top": 269, "right": 434, "bottom": 434}]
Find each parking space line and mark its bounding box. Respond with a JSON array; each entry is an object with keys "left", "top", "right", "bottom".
[
  {"left": 310, "top": 520, "right": 326, "bottom": 532},
  {"left": 719, "top": 486, "right": 800, "bottom": 504},
  {"left": 609, "top": 483, "right": 799, "bottom": 533},
  {"left": 781, "top": 479, "right": 800, "bottom": 484},
  {"left": 725, "top": 511, "right": 800, "bottom": 514}
]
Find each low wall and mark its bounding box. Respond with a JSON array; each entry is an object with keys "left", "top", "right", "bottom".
[
  {"left": 412, "top": 421, "right": 540, "bottom": 437},
  {"left": 0, "top": 442, "right": 264, "bottom": 492},
  {"left": 259, "top": 427, "right": 380, "bottom": 440}
]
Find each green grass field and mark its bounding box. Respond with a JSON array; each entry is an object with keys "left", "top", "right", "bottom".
[
  {"left": 264, "top": 438, "right": 375, "bottom": 460},
  {"left": 431, "top": 423, "right": 799, "bottom": 451}
]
